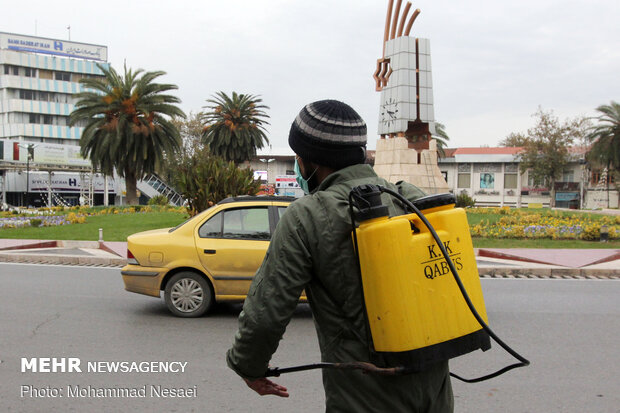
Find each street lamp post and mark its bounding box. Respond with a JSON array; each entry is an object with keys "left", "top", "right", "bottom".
[
  {"left": 26, "top": 152, "right": 30, "bottom": 206},
  {"left": 18, "top": 143, "right": 38, "bottom": 207},
  {"left": 259, "top": 158, "right": 275, "bottom": 183}
]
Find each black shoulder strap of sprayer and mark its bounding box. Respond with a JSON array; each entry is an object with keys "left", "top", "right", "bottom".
[{"left": 348, "top": 184, "right": 530, "bottom": 384}]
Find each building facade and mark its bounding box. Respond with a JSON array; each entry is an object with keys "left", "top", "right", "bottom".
[
  {"left": 0, "top": 32, "right": 108, "bottom": 145},
  {"left": 0, "top": 32, "right": 111, "bottom": 207},
  {"left": 250, "top": 146, "right": 618, "bottom": 209},
  {"left": 437, "top": 147, "right": 618, "bottom": 209}
]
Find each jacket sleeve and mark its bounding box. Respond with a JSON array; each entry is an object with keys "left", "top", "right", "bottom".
[
  {"left": 398, "top": 181, "right": 427, "bottom": 202},
  {"left": 226, "top": 204, "right": 314, "bottom": 380}
]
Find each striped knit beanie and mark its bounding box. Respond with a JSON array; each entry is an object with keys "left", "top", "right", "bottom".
[{"left": 288, "top": 100, "right": 367, "bottom": 169}]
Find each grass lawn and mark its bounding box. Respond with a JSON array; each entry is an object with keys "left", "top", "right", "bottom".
[
  {"left": 0, "top": 207, "right": 618, "bottom": 248},
  {"left": 0, "top": 211, "right": 188, "bottom": 242}
]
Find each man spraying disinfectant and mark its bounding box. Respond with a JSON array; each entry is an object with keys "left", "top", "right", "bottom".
[
  {"left": 227, "top": 100, "right": 454, "bottom": 411},
  {"left": 226, "top": 100, "right": 528, "bottom": 412}
]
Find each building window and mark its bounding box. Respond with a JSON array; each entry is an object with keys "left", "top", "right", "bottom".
[
  {"left": 474, "top": 163, "right": 501, "bottom": 173},
  {"left": 441, "top": 171, "right": 448, "bottom": 182},
  {"left": 19, "top": 90, "right": 35, "bottom": 100},
  {"left": 527, "top": 173, "right": 547, "bottom": 188},
  {"left": 591, "top": 170, "right": 615, "bottom": 185},
  {"left": 559, "top": 170, "right": 574, "bottom": 183},
  {"left": 39, "top": 69, "right": 53, "bottom": 80},
  {"left": 480, "top": 173, "right": 495, "bottom": 189},
  {"left": 24, "top": 68, "right": 36, "bottom": 77},
  {"left": 29, "top": 113, "right": 39, "bottom": 124},
  {"left": 38, "top": 92, "right": 50, "bottom": 102},
  {"left": 504, "top": 174, "right": 518, "bottom": 189},
  {"left": 3, "top": 65, "right": 9, "bottom": 75},
  {"left": 55, "top": 72, "right": 71, "bottom": 82},
  {"left": 457, "top": 173, "right": 470, "bottom": 188},
  {"left": 43, "top": 115, "right": 53, "bottom": 125},
  {"left": 54, "top": 93, "right": 69, "bottom": 103},
  {"left": 13, "top": 66, "right": 19, "bottom": 75}
]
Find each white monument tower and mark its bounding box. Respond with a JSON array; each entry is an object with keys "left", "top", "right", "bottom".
[{"left": 372, "top": 0, "right": 449, "bottom": 194}]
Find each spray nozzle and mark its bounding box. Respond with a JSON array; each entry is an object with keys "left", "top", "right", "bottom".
[{"left": 350, "top": 185, "right": 389, "bottom": 222}]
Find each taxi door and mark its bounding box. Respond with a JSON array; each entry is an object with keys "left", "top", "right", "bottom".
[{"left": 195, "top": 206, "right": 271, "bottom": 297}]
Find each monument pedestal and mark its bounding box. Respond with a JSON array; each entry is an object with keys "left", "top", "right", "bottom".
[{"left": 373, "top": 137, "right": 449, "bottom": 194}]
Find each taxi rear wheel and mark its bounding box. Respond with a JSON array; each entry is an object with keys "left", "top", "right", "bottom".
[{"left": 164, "top": 272, "right": 214, "bottom": 317}]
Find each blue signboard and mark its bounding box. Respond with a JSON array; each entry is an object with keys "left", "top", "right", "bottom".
[
  {"left": 0, "top": 32, "right": 107, "bottom": 61},
  {"left": 555, "top": 192, "right": 579, "bottom": 201}
]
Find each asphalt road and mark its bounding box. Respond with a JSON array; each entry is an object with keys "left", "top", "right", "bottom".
[{"left": 0, "top": 263, "right": 618, "bottom": 413}]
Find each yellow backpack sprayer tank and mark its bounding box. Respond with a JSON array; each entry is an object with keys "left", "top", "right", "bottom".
[
  {"left": 265, "top": 184, "right": 528, "bottom": 382},
  {"left": 354, "top": 189, "right": 490, "bottom": 363}
]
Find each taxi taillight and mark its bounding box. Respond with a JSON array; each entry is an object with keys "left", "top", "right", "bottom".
[{"left": 127, "top": 249, "right": 139, "bottom": 265}]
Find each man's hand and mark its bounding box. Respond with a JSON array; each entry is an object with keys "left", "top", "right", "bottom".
[{"left": 243, "top": 377, "right": 289, "bottom": 397}]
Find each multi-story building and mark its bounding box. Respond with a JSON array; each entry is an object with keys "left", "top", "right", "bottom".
[
  {"left": 0, "top": 32, "right": 111, "bottom": 206},
  {"left": 0, "top": 32, "right": 108, "bottom": 145}
]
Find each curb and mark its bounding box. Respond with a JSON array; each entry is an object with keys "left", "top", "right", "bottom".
[
  {"left": 478, "top": 267, "right": 619, "bottom": 279},
  {"left": 1, "top": 253, "right": 618, "bottom": 279},
  {"left": 0, "top": 252, "right": 127, "bottom": 267}
]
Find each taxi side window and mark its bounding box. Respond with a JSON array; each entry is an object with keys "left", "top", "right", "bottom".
[
  {"left": 223, "top": 208, "right": 270, "bottom": 240},
  {"left": 198, "top": 208, "right": 270, "bottom": 240},
  {"left": 198, "top": 212, "right": 223, "bottom": 238}
]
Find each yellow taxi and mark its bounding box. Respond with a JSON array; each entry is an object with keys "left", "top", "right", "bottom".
[{"left": 121, "top": 196, "right": 295, "bottom": 317}]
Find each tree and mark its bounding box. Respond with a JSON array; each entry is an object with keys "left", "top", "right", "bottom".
[
  {"left": 517, "top": 108, "right": 589, "bottom": 207},
  {"left": 586, "top": 101, "right": 620, "bottom": 192},
  {"left": 173, "top": 111, "right": 206, "bottom": 156},
  {"left": 172, "top": 146, "right": 261, "bottom": 216},
  {"left": 499, "top": 132, "right": 529, "bottom": 147},
  {"left": 70, "top": 64, "right": 185, "bottom": 205},
  {"left": 200, "top": 92, "right": 269, "bottom": 164},
  {"left": 157, "top": 112, "right": 205, "bottom": 185},
  {"left": 432, "top": 122, "right": 450, "bottom": 157}
]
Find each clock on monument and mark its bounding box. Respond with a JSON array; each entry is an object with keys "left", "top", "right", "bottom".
[{"left": 380, "top": 98, "right": 399, "bottom": 127}]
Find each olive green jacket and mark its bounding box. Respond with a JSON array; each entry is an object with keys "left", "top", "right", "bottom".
[{"left": 227, "top": 164, "right": 453, "bottom": 412}]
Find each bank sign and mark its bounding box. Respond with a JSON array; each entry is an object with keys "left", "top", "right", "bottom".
[
  {"left": 0, "top": 32, "right": 107, "bottom": 61},
  {"left": 28, "top": 172, "right": 114, "bottom": 193}
]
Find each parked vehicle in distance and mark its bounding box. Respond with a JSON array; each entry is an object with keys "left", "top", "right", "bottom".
[{"left": 121, "top": 196, "right": 295, "bottom": 317}]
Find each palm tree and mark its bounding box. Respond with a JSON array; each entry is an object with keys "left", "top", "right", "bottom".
[
  {"left": 200, "top": 91, "right": 269, "bottom": 164},
  {"left": 586, "top": 101, "right": 620, "bottom": 190},
  {"left": 70, "top": 64, "right": 185, "bottom": 205},
  {"left": 432, "top": 122, "right": 450, "bottom": 157}
]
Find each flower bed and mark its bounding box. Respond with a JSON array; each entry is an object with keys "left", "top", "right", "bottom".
[
  {"left": 468, "top": 208, "right": 619, "bottom": 240},
  {"left": 0, "top": 215, "right": 75, "bottom": 229},
  {"left": 0, "top": 205, "right": 187, "bottom": 229}
]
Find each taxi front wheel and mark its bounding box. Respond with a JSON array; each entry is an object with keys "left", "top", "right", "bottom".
[{"left": 164, "top": 272, "right": 214, "bottom": 317}]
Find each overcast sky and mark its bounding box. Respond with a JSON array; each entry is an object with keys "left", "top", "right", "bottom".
[{"left": 3, "top": 0, "right": 619, "bottom": 150}]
